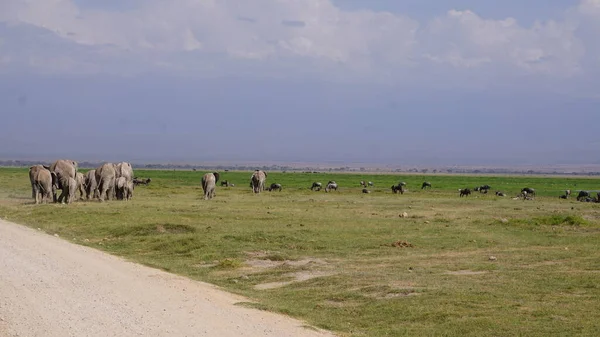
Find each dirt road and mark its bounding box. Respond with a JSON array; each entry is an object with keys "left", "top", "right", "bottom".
[{"left": 0, "top": 219, "right": 336, "bottom": 337}]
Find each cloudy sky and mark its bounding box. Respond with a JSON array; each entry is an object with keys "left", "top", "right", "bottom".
[{"left": 0, "top": 0, "right": 598, "bottom": 166}]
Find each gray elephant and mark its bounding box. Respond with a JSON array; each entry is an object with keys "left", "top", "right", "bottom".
[
  {"left": 63, "top": 177, "right": 78, "bottom": 204},
  {"left": 29, "top": 165, "right": 55, "bottom": 204},
  {"left": 95, "top": 163, "right": 116, "bottom": 202},
  {"left": 201, "top": 172, "right": 220, "bottom": 200},
  {"left": 115, "top": 162, "right": 134, "bottom": 199},
  {"left": 250, "top": 170, "right": 267, "bottom": 193},
  {"left": 75, "top": 172, "right": 86, "bottom": 200},
  {"left": 49, "top": 159, "right": 78, "bottom": 203},
  {"left": 84, "top": 169, "right": 98, "bottom": 200},
  {"left": 115, "top": 176, "right": 133, "bottom": 200}
]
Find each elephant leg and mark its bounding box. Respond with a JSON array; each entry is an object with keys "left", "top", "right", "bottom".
[
  {"left": 34, "top": 185, "right": 40, "bottom": 204},
  {"left": 57, "top": 189, "right": 66, "bottom": 204}
]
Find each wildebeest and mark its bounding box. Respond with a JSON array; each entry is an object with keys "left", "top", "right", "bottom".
[
  {"left": 391, "top": 184, "right": 405, "bottom": 194},
  {"left": 565, "top": 189, "right": 571, "bottom": 198},
  {"left": 133, "top": 177, "right": 151, "bottom": 186},
  {"left": 360, "top": 180, "right": 366, "bottom": 187},
  {"left": 495, "top": 191, "right": 506, "bottom": 197},
  {"left": 220, "top": 180, "right": 230, "bottom": 187},
  {"left": 474, "top": 185, "right": 491, "bottom": 194},
  {"left": 368, "top": 181, "right": 373, "bottom": 187},
  {"left": 311, "top": 182, "right": 322, "bottom": 191},
  {"left": 459, "top": 188, "right": 471, "bottom": 197},
  {"left": 421, "top": 181, "right": 432, "bottom": 189},
  {"left": 577, "top": 190, "right": 590, "bottom": 201},
  {"left": 325, "top": 181, "right": 338, "bottom": 192},
  {"left": 362, "top": 188, "right": 370, "bottom": 194},
  {"left": 559, "top": 195, "right": 568, "bottom": 199},
  {"left": 521, "top": 187, "right": 536, "bottom": 197},
  {"left": 268, "top": 183, "right": 282, "bottom": 192}
]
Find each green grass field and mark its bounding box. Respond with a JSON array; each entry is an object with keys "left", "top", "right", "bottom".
[{"left": 1, "top": 168, "right": 600, "bottom": 336}]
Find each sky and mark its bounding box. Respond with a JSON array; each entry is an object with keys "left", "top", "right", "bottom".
[{"left": 0, "top": 0, "right": 599, "bottom": 166}]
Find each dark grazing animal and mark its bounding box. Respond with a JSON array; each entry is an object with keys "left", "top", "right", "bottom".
[
  {"left": 311, "top": 182, "right": 322, "bottom": 191},
  {"left": 459, "top": 188, "right": 471, "bottom": 197},
  {"left": 421, "top": 181, "right": 432, "bottom": 189},
  {"left": 577, "top": 190, "right": 590, "bottom": 201},
  {"left": 362, "top": 188, "right": 370, "bottom": 194},
  {"left": 474, "top": 185, "right": 491, "bottom": 193},
  {"left": 220, "top": 180, "right": 230, "bottom": 187},
  {"left": 325, "top": 181, "right": 338, "bottom": 192},
  {"left": 133, "top": 177, "right": 151, "bottom": 186},
  {"left": 495, "top": 191, "right": 506, "bottom": 197},
  {"left": 268, "top": 183, "right": 282, "bottom": 192},
  {"left": 521, "top": 187, "right": 536, "bottom": 197},
  {"left": 391, "top": 184, "right": 405, "bottom": 194}
]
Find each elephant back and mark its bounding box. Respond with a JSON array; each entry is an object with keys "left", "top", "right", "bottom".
[
  {"left": 115, "top": 162, "right": 134, "bottom": 181},
  {"left": 95, "top": 163, "right": 116, "bottom": 182}
]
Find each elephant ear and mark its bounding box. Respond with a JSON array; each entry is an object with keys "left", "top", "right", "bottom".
[
  {"left": 263, "top": 171, "right": 268, "bottom": 177},
  {"left": 213, "top": 172, "right": 220, "bottom": 183},
  {"left": 43, "top": 165, "right": 51, "bottom": 170}
]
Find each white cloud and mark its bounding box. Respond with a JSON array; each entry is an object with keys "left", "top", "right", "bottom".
[{"left": 0, "top": 0, "right": 598, "bottom": 84}]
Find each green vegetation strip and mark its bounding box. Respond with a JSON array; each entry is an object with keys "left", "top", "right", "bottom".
[{"left": 1, "top": 168, "right": 600, "bottom": 336}]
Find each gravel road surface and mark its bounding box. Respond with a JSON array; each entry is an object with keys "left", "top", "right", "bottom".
[{"left": 0, "top": 219, "right": 335, "bottom": 337}]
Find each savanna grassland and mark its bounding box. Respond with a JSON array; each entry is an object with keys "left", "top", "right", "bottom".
[{"left": 1, "top": 168, "right": 600, "bottom": 336}]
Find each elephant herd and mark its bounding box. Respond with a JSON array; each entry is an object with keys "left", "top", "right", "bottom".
[{"left": 28, "top": 160, "right": 136, "bottom": 204}]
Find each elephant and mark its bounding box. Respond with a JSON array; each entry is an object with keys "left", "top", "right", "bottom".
[
  {"left": 115, "top": 176, "right": 133, "bottom": 200},
  {"left": 115, "top": 162, "right": 134, "bottom": 199},
  {"left": 95, "top": 163, "right": 117, "bottom": 202},
  {"left": 29, "top": 165, "right": 55, "bottom": 204},
  {"left": 268, "top": 183, "right": 282, "bottom": 192},
  {"left": 201, "top": 172, "right": 220, "bottom": 200},
  {"left": 84, "top": 170, "right": 98, "bottom": 200},
  {"left": 75, "top": 172, "right": 85, "bottom": 200},
  {"left": 459, "top": 188, "right": 471, "bottom": 197},
  {"left": 57, "top": 176, "right": 77, "bottom": 204},
  {"left": 325, "top": 181, "right": 338, "bottom": 192},
  {"left": 250, "top": 170, "right": 267, "bottom": 193},
  {"left": 311, "top": 182, "right": 322, "bottom": 191},
  {"left": 422, "top": 181, "right": 432, "bottom": 189},
  {"left": 49, "top": 159, "right": 78, "bottom": 203}
]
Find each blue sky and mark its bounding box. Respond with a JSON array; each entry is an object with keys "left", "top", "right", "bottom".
[{"left": 0, "top": 0, "right": 599, "bottom": 166}]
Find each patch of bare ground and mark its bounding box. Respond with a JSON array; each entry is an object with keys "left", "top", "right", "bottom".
[
  {"left": 254, "top": 271, "right": 337, "bottom": 290},
  {"left": 355, "top": 285, "right": 421, "bottom": 299},
  {"left": 242, "top": 252, "right": 337, "bottom": 290},
  {"left": 444, "top": 270, "right": 488, "bottom": 275}
]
